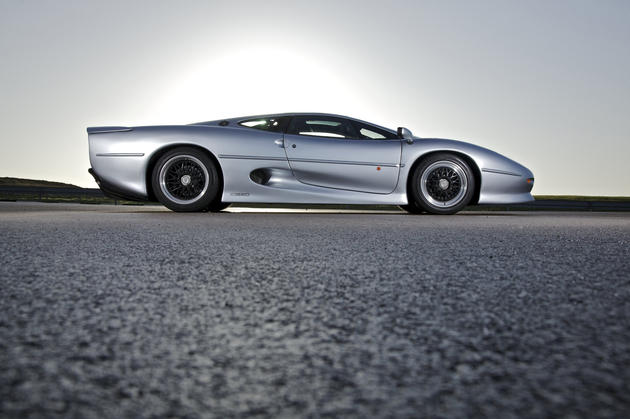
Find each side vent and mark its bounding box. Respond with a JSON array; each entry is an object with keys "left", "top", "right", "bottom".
[{"left": 250, "top": 168, "right": 272, "bottom": 185}]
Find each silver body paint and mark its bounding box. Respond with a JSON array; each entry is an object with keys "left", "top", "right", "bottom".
[{"left": 87, "top": 113, "right": 534, "bottom": 205}]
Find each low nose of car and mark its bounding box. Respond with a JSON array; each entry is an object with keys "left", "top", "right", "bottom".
[{"left": 520, "top": 165, "right": 534, "bottom": 191}]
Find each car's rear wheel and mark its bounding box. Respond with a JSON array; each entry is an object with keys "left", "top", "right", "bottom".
[
  {"left": 152, "top": 147, "right": 219, "bottom": 212},
  {"left": 409, "top": 153, "right": 475, "bottom": 215}
]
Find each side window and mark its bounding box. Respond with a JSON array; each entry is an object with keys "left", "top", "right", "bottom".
[
  {"left": 352, "top": 121, "right": 398, "bottom": 140},
  {"left": 287, "top": 116, "right": 358, "bottom": 139},
  {"left": 239, "top": 117, "right": 287, "bottom": 133}
]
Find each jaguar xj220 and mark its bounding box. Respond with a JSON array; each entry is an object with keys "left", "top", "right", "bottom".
[{"left": 87, "top": 113, "right": 534, "bottom": 214}]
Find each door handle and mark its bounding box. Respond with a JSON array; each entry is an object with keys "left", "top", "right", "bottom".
[{"left": 274, "top": 139, "right": 284, "bottom": 148}]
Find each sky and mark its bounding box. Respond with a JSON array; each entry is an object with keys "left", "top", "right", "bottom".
[{"left": 1, "top": 0, "right": 629, "bottom": 195}]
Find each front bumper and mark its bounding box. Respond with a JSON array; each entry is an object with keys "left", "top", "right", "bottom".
[{"left": 477, "top": 169, "right": 535, "bottom": 205}]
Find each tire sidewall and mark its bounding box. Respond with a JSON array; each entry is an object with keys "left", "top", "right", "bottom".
[
  {"left": 207, "top": 202, "right": 230, "bottom": 212},
  {"left": 399, "top": 203, "right": 425, "bottom": 214},
  {"left": 152, "top": 147, "right": 219, "bottom": 212},
  {"left": 411, "top": 153, "right": 475, "bottom": 215}
]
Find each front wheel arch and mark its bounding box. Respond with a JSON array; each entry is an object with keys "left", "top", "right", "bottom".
[
  {"left": 146, "top": 143, "right": 224, "bottom": 203},
  {"left": 406, "top": 150, "right": 481, "bottom": 207}
]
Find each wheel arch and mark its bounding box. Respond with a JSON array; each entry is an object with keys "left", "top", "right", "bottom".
[
  {"left": 406, "top": 150, "right": 481, "bottom": 206},
  {"left": 145, "top": 143, "right": 224, "bottom": 202}
]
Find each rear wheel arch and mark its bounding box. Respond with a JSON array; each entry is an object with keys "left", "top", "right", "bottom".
[
  {"left": 406, "top": 150, "right": 481, "bottom": 206},
  {"left": 146, "top": 143, "right": 224, "bottom": 203}
]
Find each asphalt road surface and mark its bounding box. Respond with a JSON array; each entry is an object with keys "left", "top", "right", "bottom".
[{"left": 1, "top": 202, "right": 629, "bottom": 418}]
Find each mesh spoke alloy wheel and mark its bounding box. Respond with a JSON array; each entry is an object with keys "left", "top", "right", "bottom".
[
  {"left": 419, "top": 160, "right": 468, "bottom": 208},
  {"left": 158, "top": 155, "right": 209, "bottom": 205}
]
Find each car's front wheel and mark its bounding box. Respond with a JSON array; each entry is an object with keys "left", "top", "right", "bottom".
[
  {"left": 207, "top": 201, "right": 230, "bottom": 212},
  {"left": 152, "top": 147, "right": 219, "bottom": 212},
  {"left": 408, "top": 153, "right": 475, "bottom": 215}
]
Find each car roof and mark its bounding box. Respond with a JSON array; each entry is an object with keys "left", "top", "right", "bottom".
[{"left": 192, "top": 113, "right": 397, "bottom": 134}]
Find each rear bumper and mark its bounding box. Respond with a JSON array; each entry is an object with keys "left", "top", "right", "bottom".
[{"left": 88, "top": 168, "right": 147, "bottom": 202}]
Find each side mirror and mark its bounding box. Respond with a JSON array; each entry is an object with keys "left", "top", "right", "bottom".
[{"left": 397, "top": 127, "right": 414, "bottom": 144}]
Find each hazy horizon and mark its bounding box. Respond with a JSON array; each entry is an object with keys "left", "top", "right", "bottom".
[{"left": 1, "top": 0, "right": 629, "bottom": 195}]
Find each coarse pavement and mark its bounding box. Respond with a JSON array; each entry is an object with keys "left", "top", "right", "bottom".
[{"left": 1, "top": 202, "right": 629, "bottom": 418}]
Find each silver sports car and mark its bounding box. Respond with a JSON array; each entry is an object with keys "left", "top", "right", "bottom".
[{"left": 87, "top": 113, "right": 534, "bottom": 214}]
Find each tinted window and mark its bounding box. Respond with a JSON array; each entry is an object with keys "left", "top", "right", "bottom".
[
  {"left": 239, "top": 117, "right": 287, "bottom": 133},
  {"left": 352, "top": 121, "right": 398, "bottom": 140},
  {"left": 287, "top": 116, "right": 358, "bottom": 139}
]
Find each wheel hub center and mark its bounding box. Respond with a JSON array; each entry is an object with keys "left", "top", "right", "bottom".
[
  {"left": 438, "top": 178, "right": 450, "bottom": 190},
  {"left": 180, "top": 174, "right": 192, "bottom": 186}
]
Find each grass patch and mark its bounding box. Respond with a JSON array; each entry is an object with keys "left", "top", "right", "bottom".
[
  {"left": 0, "top": 193, "right": 144, "bottom": 206},
  {"left": 534, "top": 195, "right": 630, "bottom": 201}
]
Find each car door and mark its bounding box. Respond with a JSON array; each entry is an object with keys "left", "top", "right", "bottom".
[{"left": 283, "top": 115, "right": 402, "bottom": 194}]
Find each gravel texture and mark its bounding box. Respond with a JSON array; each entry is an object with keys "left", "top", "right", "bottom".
[{"left": 1, "top": 202, "right": 629, "bottom": 418}]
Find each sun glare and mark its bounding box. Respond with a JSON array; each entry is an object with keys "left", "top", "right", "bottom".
[{"left": 152, "top": 46, "right": 362, "bottom": 124}]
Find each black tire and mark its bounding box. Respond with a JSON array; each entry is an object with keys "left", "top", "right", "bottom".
[
  {"left": 409, "top": 153, "right": 475, "bottom": 215},
  {"left": 151, "top": 147, "right": 219, "bottom": 212},
  {"left": 399, "top": 203, "right": 425, "bottom": 214},
  {"left": 207, "top": 202, "right": 230, "bottom": 212}
]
